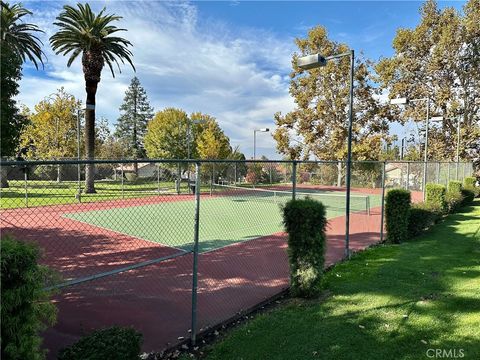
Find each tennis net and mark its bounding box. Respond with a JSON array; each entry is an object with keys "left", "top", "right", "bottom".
[{"left": 211, "top": 184, "right": 371, "bottom": 215}]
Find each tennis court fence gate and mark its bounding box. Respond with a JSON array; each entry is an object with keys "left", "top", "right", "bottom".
[{"left": 0, "top": 159, "right": 475, "bottom": 356}]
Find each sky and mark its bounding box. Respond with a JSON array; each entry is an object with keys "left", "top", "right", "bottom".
[{"left": 19, "top": 0, "right": 466, "bottom": 159}]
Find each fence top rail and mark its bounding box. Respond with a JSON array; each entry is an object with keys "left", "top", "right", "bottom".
[{"left": 0, "top": 158, "right": 474, "bottom": 167}]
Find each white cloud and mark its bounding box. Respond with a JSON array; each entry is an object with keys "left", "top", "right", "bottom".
[{"left": 18, "top": 1, "right": 296, "bottom": 159}]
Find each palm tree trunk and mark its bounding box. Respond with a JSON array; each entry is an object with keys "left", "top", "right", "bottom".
[{"left": 84, "top": 79, "right": 98, "bottom": 193}]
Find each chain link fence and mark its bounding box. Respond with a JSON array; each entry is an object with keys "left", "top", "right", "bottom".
[{"left": 0, "top": 158, "right": 474, "bottom": 358}]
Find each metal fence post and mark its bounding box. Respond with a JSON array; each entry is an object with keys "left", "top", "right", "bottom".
[
  {"left": 291, "top": 161, "right": 297, "bottom": 200},
  {"left": 157, "top": 164, "right": 161, "bottom": 194},
  {"left": 436, "top": 162, "right": 440, "bottom": 184},
  {"left": 447, "top": 162, "right": 451, "bottom": 184},
  {"left": 190, "top": 162, "right": 201, "bottom": 346},
  {"left": 406, "top": 162, "right": 410, "bottom": 190},
  {"left": 77, "top": 161, "right": 82, "bottom": 203},
  {"left": 24, "top": 170, "right": 28, "bottom": 208},
  {"left": 380, "top": 161, "right": 386, "bottom": 242},
  {"left": 462, "top": 162, "right": 466, "bottom": 181},
  {"left": 234, "top": 163, "right": 237, "bottom": 185},
  {"left": 422, "top": 161, "right": 427, "bottom": 200},
  {"left": 121, "top": 164, "right": 124, "bottom": 199}
]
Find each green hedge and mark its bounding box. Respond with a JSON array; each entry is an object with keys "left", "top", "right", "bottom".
[
  {"left": 464, "top": 176, "right": 476, "bottom": 189},
  {"left": 283, "top": 198, "right": 327, "bottom": 298},
  {"left": 58, "top": 327, "right": 142, "bottom": 360},
  {"left": 448, "top": 180, "right": 462, "bottom": 194},
  {"left": 461, "top": 188, "right": 475, "bottom": 206},
  {"left": 445, "top": 191, "right": 464, "bottom": 213},
  {"left": 408, "top": 202, "right": 438, "bottom": 237},
  {"left": 385, "top": 189, "right": 411, "bottom": 244},
  {"left": 1, "top": 236, "right": 57, "bottom": 360},
  {"left": 463, "top": 177, "right": 479, "bottom": 197},
  {"left": 425, "top": 183, "right": 447, "bottom": 213}
]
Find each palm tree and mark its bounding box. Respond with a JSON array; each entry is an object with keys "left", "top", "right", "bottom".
[
  {"left": 1, "top": 2, "right": 44, "bottom": 188},
  {"left": 1, "top": 1, "right": 44, "bottom": 68},
  {"left": 50, "top": 3, "right": 134, "bottom": 193}
]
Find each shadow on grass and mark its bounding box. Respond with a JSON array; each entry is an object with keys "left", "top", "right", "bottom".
[{"left": 204, "top": 200, "right": 480, "bottom": 360}]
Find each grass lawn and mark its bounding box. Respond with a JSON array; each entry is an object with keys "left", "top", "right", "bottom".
[{"left": 200, "top": 200, "right": 480, "bottom": 360}]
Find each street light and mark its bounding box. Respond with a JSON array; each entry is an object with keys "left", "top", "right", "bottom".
[
  {"left": 253, "top": 128, "right": 270, "bottom": 160},
  {"left": 297, "top": 49, "right": 354, "bottom": 259},
  {"left": 390, "top": 97, "right": 443, "bottom": 200}
]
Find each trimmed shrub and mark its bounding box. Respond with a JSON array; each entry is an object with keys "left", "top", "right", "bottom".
[
  {"left": 283, "top": 198, "right": 327, "bottom": 298},
  {"left": 445, "top": 191, "right": 464, "bottom": 213},
  {"left": 448, "top": 180, "right": 462, "bottom": 194},
  {"left": 408, "top": 202, "right": 437, "bottom": 237},
  {"left": 1, "top": 236, "right": 57, "bottom": 360},
  {"left": 464, "top": 176, "right": 476, "bottom": 190},
  {"left": 461, "top": 188, "right": 475, "bottom": 205},
  {"left": 385, "top": 189, "right": 411, "bottom": 244},
  {"left": 464, "top": 176, "right": 479, "bottom": 197},
  {"left": 425, "top": 183, "right": 447, "bottom": 213},
  {"left": 58, "top": 326, "right": 143, "bottom": 360}
]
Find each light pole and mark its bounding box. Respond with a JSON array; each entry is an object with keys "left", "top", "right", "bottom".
[
  {"left": 297, "top": 49, "right": 355, "bottom": 259},
  {"left": 253, "top": 128, "right": 270, "bottom": 159},
  {"left": 390, "top": 97, "right": 443, "bottom": 200}
]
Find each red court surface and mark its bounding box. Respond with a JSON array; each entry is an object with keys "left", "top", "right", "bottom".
[{"left": 0, "top": 189, "right": 418, "bottom": 359}]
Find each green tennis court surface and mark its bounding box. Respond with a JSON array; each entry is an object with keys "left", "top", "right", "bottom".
[{"left": 64, "top": 189, "right": 381, "bottom": 253}]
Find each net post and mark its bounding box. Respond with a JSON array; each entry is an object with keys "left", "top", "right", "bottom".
[
  {"left": 190, "top": 162, "right": 201, "bottom": 346},
  {"left": 380, "top": 161, "right": 386, "bottom": 242},
  {"left": 24, "top": 169, "right": 28, "bottom": 208},
  {"left": 292, "top": 161, "right": 297, "bottom": 200}
]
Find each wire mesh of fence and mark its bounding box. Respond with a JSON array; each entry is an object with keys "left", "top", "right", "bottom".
[{"left": 0, "top": 158, "right": 474, "bottom": 357}]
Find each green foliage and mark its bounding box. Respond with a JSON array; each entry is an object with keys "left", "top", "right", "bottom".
[
  {"left": 114, "top": 77, "right": 154, "bottom": 159},
  {"left": 464, "top": 176, "right": 476, "bottom": 189},
  {"left": 408, "top": 202, "right": 437, "bottom": 237},
  {"left": 448, "top": 180, "right": 462, "bottom": 194},
  {"left": 461, "top": 188, "right": 475, "bottom": 206},
  {"left": 1, "top": 235, "right": 57, "bottom": 360},
  {"left": 463, "top": 176, "right": 479, "bottom": 197},
  {"left": 58, "top": 326, "right": 142, "bottom": 360},
  {"left": 20, "top": 88, "right": 81, "bottom": 160},
  {"left": 425, "top": 183, "right": 447, "bottom": 213},
  {"left": 445, "top": 191, "right": 464, "bottom": 214},
  {"left": 283, "top": 198, "right": 327, "bottom": 298},
  {"left": 385, "top": 189, "right": 411, "bottom": 243}
]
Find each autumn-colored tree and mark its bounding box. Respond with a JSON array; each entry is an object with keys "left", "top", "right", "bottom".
[
  {"left": 274, "top": 26, "right": 394, "bottom": 162},
  {"left": 20, "top": 89, "right": 81, "bottom": 181},
  {"left": 376, "top": 0, "right": 480, "bottom": 161}
]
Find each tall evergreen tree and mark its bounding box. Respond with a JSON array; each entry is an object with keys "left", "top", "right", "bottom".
[{"left": 115, "top": 77, "right": 154, "bottom": 170}]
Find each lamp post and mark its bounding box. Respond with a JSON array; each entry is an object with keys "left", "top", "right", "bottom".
[
  {"left": 253, "top": 128, "right": 270, "bottom": 160},
  {"left": 297, "top": 49, "right": 354, "bottom": 259}
]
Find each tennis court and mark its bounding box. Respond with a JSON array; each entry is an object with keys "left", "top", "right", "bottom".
[{"left": 63, "top": 184, "right": 380, "bottom": 253}]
